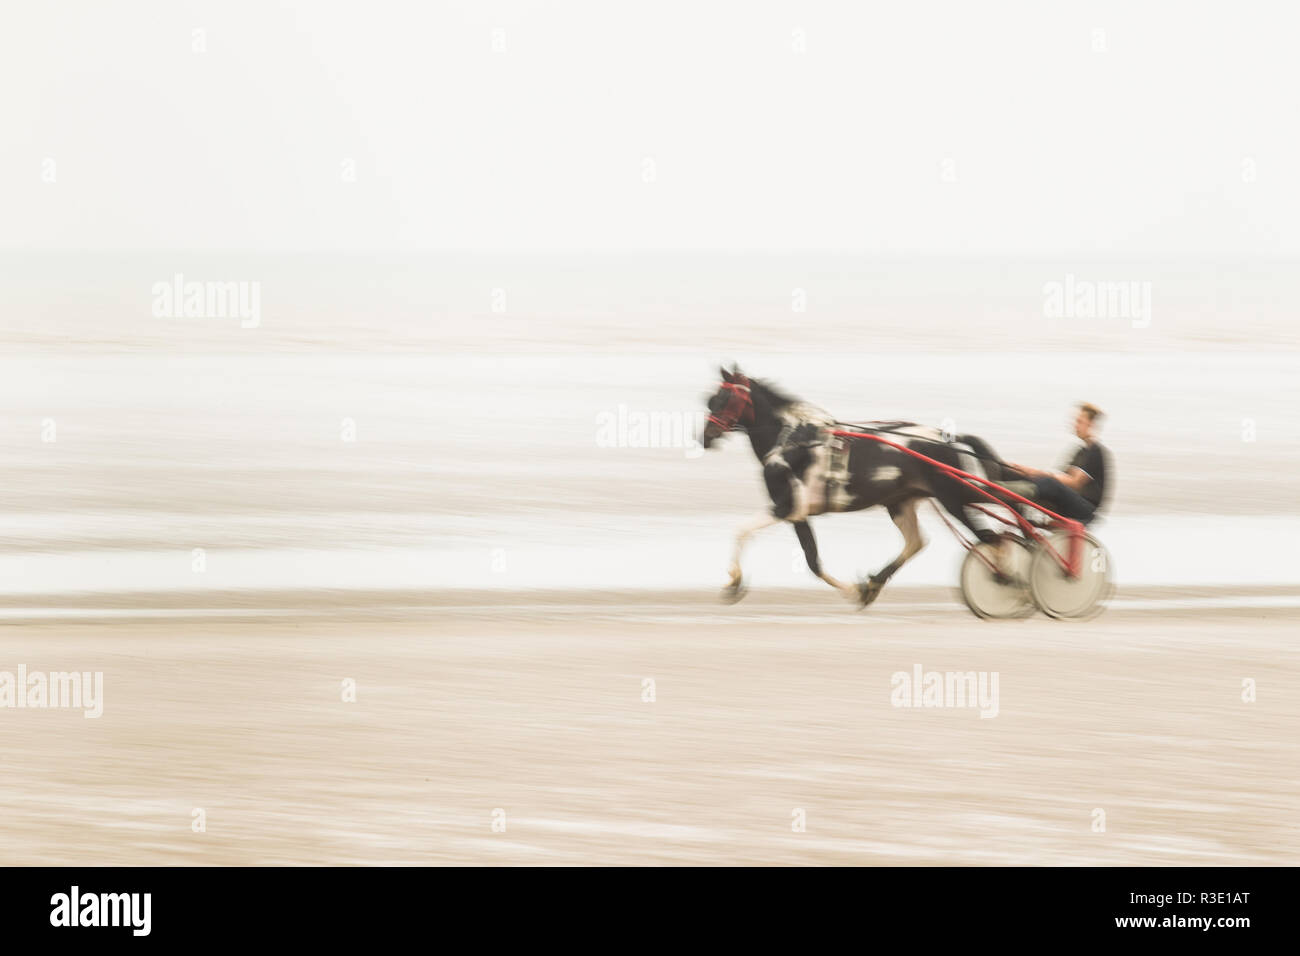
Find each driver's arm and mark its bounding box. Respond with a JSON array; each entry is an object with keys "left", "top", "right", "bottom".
[
  {"left": 1055, "top": 466, "right": 1090, "bottom": 491},
  {"left": 1007, "top": 462, "right": 1088, "bottom": 490}
]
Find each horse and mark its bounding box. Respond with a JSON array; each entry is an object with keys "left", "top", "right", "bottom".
[{"left": 700, "top": 365, "right": 1015, "bottom": 607}]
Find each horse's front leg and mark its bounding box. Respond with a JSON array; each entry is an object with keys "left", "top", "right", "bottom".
[
  {"left": 722, "top": 511, "right": 782, "bottom": 603},
  {"left": 793, "top": 520, "right": 858, "bottom": 602}
]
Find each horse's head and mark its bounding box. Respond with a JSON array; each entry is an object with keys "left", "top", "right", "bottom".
[{"left": 701, "top": 366, "right": 755, "bottom": 449}]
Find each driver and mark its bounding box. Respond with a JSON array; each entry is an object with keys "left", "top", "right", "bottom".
[{"left": 1006, "top": 403, "right": 1110, "bottom": 524}]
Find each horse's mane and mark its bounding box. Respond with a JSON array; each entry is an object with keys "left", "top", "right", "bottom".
[
  {"left": 749, "top": 377, "right": 800, "bottom": 409},
  {"left": 747, "top": 376, "right": 835, "bottom": 426}
]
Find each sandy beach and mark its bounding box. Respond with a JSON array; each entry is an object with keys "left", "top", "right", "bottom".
[{"left": 2, "top": 587, "right": 1295, "bottom": 866}]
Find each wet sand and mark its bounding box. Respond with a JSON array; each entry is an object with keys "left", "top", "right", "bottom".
[{"left": 2, "top": 588, "right": 1295, "bottom": 866}]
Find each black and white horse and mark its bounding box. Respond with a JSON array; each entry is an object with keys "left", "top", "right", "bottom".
[{"left": 701, "top": 366, "right": 1012, "bottom": 607}]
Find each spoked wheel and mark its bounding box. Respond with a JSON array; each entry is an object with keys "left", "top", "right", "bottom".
[
  {"left": 959, "top": 534, "right": 1036, "bottom": 619},
  {"left": 1028, "top": 530, "right": 1113, "bottom": 620}
]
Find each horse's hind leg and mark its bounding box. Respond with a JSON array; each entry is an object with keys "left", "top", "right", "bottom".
[
  {"left": 859, "top": 497, "right": 928, "bottom": 608},
  {"left": 723, "top": 511, "right": 781, "bottom": 602},
  {"left": 793, "top": 520, "right": 857, "bottom": 602}
]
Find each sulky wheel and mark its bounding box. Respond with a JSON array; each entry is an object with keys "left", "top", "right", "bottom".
[
  {"left": 959, "top": 534, "right": 1036, "bottom": 620},
  {"left": 1027, "top": 530, "right": 1113, "bottom": 620}
]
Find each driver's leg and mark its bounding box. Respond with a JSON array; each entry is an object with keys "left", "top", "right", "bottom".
[{"left": 1031, "top": 474, "right": 1097, "bottom": 523}]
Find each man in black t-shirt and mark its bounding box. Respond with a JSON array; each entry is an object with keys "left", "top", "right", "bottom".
[{"left": 1006, "top": 403, "right": 1111, "bottom": 524}]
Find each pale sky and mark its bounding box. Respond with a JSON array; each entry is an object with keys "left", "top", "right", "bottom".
[{"left": 3, "top": 1, "right": 1296, "bottom": 255}]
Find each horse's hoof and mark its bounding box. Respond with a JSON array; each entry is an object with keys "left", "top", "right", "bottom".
[
  {"left": 857, "top": 577, "right": 883, "bottom": 609},
  {"left": 721, "top": 579, "right": 748, "bottom": 604}
]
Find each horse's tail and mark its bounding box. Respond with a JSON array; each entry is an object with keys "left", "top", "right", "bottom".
[{"left": 954, "top": 433, "right": 1009, "bottom": 482}]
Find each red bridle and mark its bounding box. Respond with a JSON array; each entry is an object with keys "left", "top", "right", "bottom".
[{"left": 708, "top": 380, "right": 755, "bottom": 431}]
